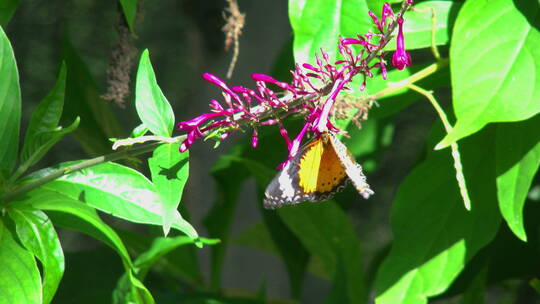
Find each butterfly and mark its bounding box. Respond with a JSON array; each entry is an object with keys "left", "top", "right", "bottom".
[{"left": 264, "top": 132, "right": 374, "bottom": 209}]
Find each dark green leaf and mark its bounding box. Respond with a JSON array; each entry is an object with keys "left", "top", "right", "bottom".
[
  {"left": 134, "top": 236, "right": 218, "bottom": 278},
  {"left": 28, "top": 161, "right": 198, "bottom": 238},
  {"left": 119, "top": 0, "right": 138, "bottom": 32},
  {"left": 0, "top": 219, "right": 41, "bottom": 304},
  {"left": 54, "top": 247, "right": 124, "bottom": 304},
  {"left": 459, "top": 263, "right": 487, "bottom": 304},
  {"left": 289, "top": 0, "right": 371, "bottom": 63},
  {"left": 61, "top": 35, "right": 123, "bottom": 156},
  {"left": 0, "top": 0, "right": 20, "bottom": 27},
  {"left": 204, "top": 145, "right": 250, "bottom": 289},
  {"left": 232, "top": 129, "right": 311, "bottom": 299},
  {"left": 0, "top": 26, "right": 21, "bottom": 172},
  {"left": 9, "top": 209, "right": 64, "bottom": 304},
  {"left": 530, "top": 278, "right": 540, "bottom": 295},
  {"left": 375, "top": 126, "right": 501, "bottom": 303},
  {"left": 135, "top": 49, "right": 175, "bottom": 137},
  {"left": 438, "top": 0, "right": 540, "bottom": 148},
  {"left": 278, "top": 202, "right": 367, "bottom": 303},
  {"left": 385, "top": 1, "right": 460, "bottom": 51},
  {"left": 496, "top": 115, "right": 540, "bottom": 241},
  {"left": 232, "top": 222, "right": 279, "bottom": 256},
  {"left": 148, "top": 143, "right": 189, "bottom": 235}
]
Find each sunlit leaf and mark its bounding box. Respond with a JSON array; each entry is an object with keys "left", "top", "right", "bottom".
[
  {"left": 27, "top": 161, "right": 198, "bottom": 238},
  {"left": 385, "top": 1, "right": 460, "bottom": 51},
  {"left": 496, "top": 115, "right": 540, "bottom": 241},
  {"left": 148, "top": 143, "right": 189, "bottom": 235},
  {"left": 0, "top": 219, "right": 41, "bottom": 304},
  {"left": 289, "top": 0, "right": 371, "bottom": 64},
  {"left": 9, "top": 209, "right": 64, "bottom": 304},
  {"left": 15, "top": 190, "right": 132, "bottom": 267},
  {"left": 135, "top": 49, "right": 175, "bottom": 137},
  {"left": 437, "top": 0, "right": 540, "bottom": 148},
  {"left": 0, "top": 26, "right": 21, "bottom": 172}
]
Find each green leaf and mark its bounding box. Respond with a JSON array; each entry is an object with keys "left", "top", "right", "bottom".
[
  {"left": 437, "top": 0, "right": 540, "bottom": 148},
  {"left": 384, "top": 1, "right": 460, "bottom": 51},
  {"left": 366, "top": 0, "right": 402, "bottom": 17},
  {"left": 131, "top": 123, "right": 149, "bottom": 137},
  {"left": 530, "top": 278, "right": 540, "bottom": 296},
  {"left": 119, "top": 0, "right": 137, "bottom": 32},
  {"left": 289, "top": 0, "right": 371, "bottom": 63},
  {"left": 20, "top": 63, "right": 79, "bottom": 173},
  {"left": 115, "top": 236, "right": 218, "bottom": 304},
  {"left": 148, "top": 143, "right": 189, "bottom": 235},
  {"left": 375, "top": 126, "right": 501, "bottom": 303},
  {"left": 0, "top": 219, "right": 41, "bottom": 304},
  {"left": 61, "top": 34, "right": 124, "bottom": 156},
  {"left": 15, "top": 189, "right": 133, "bottom": 268},
  {"left": 459, "top": 263, "right": 487, "bottom": 304},
  {"left": 496, "top": 115, "right": 540, "bottom": 242},
  {"left": 135, "top": 49, "right": 175, "bottom": 137},
  {"left": 113, "top": 271, "right": 155, "bottom": 304},
  {"left": 28, "top": 161, "right": 198, "bottom": 238},
  {"left": 118, "top": 229, "right": 205, "bottom": 288},
  {"left": 0, "top": 26, "right": 21, "bottom": 172},
  {"left": 9, "top": 209, "right": 64, "bottom": 304},
  {"left": 278, "top": 202, "right": 367, "bottom": 303},
  {"left": 0, "top": 0, "right": 20, "bottom": 27},
  {"left": 19, "top": 114, "right": 79, "bottom": 178},
  {"left": 22, "top": 63, "right": 67, "bottom": 158},
  {"left": 13, "top": 193, "right": 157, "bottom": 303}
]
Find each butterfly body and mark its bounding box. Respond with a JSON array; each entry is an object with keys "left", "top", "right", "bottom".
[{"left": 264, "top": 132, "right": 373, "bottom": 209}]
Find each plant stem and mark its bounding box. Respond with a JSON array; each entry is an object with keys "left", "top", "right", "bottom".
[{"left": 2, "top": 135, "right": 186, "bottom": 203}]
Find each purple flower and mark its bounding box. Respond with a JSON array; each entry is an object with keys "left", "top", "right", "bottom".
[{"left": 392, "top": 17, "right": 411, "bottom": 70}]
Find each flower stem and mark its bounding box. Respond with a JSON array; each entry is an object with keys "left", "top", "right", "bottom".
[{"left": 371, "top": 58, "right": 448, "bottom": 101}]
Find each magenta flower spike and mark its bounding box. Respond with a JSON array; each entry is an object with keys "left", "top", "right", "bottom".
[
  {"left": 175, "top": 1, "right": 414, "bottom": 164},
  {"left": 392, "top": 17, "right": 412, "bottom": 70}
]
